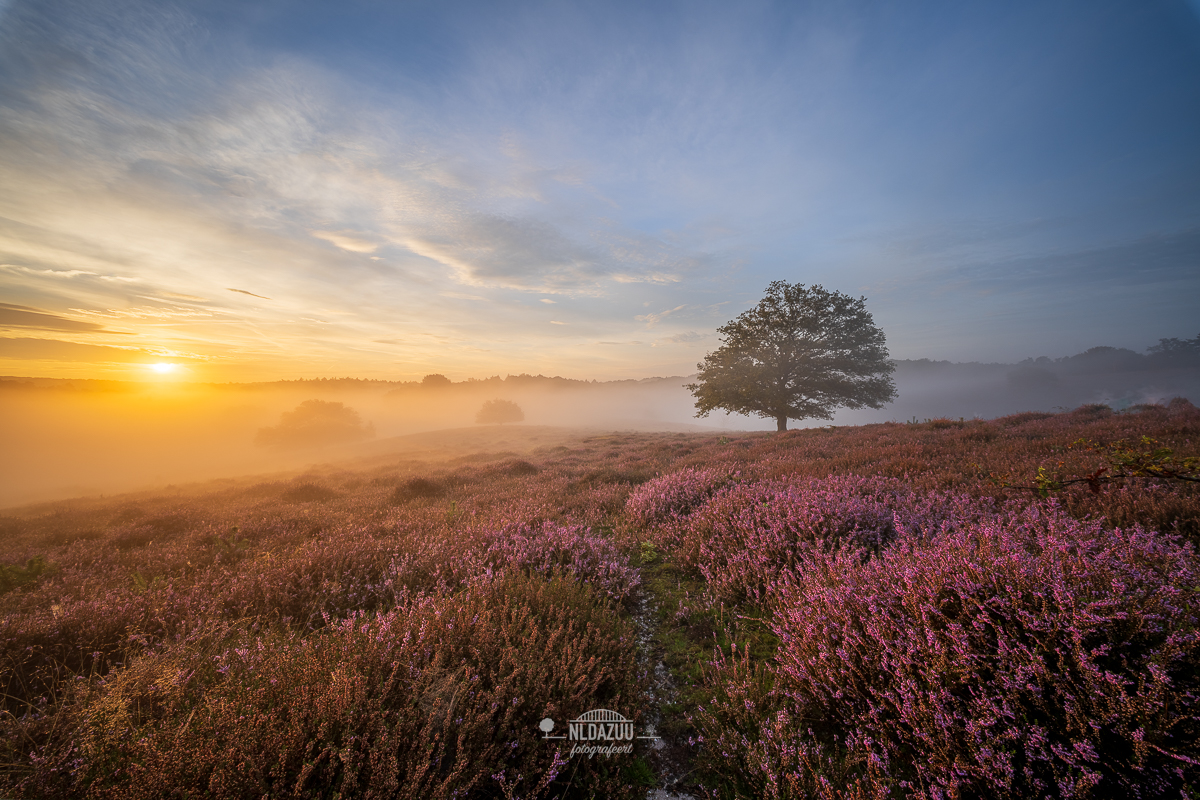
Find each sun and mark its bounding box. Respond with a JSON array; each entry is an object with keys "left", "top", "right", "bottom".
[{"left": 149, "top": 363, "right": 177, "bottom": 374}]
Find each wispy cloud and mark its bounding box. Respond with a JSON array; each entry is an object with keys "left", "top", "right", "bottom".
[
  {"left": 0, "top": 303, "right": 128, "bottom": 333},
  {"left": 311, "top": 230, "right": 379, "bottom": 254},
  {"left": 228, "top": 288, "right": 272, "bottom": 300},
  {"left": 654, "top": 331, "right": 707, "bottom": 346},
  {"left": 636, "top": 305, "right": 687, "bottom": 327},
  {"left": 0, "top": 337, "right": 205, "bottom": 363}
]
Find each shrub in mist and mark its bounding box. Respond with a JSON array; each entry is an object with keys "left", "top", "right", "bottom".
[
  {"left": 695, "top": 502, "right": 1200, "bottom": 798},
  {"left": 254, "top": 400, "right": 375, "bottom": 449},
  {"left": 388, "top": 476, "right": 444, "bottom": 504},
  {"left": 475, "top": 398, "right": 524, "bottom": 425}
]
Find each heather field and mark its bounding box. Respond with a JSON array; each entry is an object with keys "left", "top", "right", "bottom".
[{"left": 2, "top": 401, "right": 1199, "bottom": 799}]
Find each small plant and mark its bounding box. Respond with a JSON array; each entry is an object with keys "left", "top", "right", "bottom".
[
  {"left": 0, "top": 555, "right": 52, "bottom": 595},
  {"left": 696, "top": 504, "right": 1200, "bottom": 798},
  {"left": 131, "top": 570, "right": 166, "bottom": 594},
  {"left": 213, "top": 526, "right": 250, "bottom": 562}
]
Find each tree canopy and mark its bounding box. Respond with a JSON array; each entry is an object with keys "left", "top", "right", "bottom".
[{"left": 687, "top": 281, "right": 897, "bottom": 431}]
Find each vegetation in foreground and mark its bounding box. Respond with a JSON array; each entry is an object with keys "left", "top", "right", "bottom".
[{"left": 1, "top": 400, "right": 1198, "bottom": 798}]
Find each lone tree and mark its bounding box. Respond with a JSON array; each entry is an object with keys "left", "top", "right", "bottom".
[
  {"left": 476, "top": 398, "right": 524, "bottom": 425},
  {"left": 687, "top": 281, "right": 897, "bottom": 431}
]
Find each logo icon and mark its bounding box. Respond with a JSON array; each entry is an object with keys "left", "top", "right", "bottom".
[{"left": 539, "top": 708, "right": 658, "bottom": 758}]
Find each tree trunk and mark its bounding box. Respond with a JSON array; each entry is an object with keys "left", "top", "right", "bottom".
[{"left": 776, "top": 415, "right": 788, "bottom": 432}]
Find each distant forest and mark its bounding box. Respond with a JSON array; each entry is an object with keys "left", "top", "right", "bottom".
[{"left": 2, "top": 335, "right": 1196, "bottom": 394}]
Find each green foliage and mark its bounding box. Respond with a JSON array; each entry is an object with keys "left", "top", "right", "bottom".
[
  {"left": 0, "top": 555, "right": 53, "bottom": 595},
  {"left": 687, "top": 281, "right": 897, "bottom": 432},
  {"left": 623, "top": 756, "right": 655, "bottom": 787},
  {"left": 131, "top": 570, "right": 166, "bottom": 594},
  {"left": 213, "top": 526, "right": 250, "bottom": 563}
]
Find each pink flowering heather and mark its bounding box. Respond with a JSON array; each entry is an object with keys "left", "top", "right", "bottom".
[
  {"left": 21, "top": 574, "right": 643, "bottom": 799},
  {"left": 674, "top": 475, "right": 994, "bottom": 604},
  {"left": 696, "top": 502, "right": 1200, "bottom": 798},
  {"left": 624, "top": 467, "right": 737, "bottom": 528},
  {"left": 478, "top": 522, "right": 641, "bottom": 603}
]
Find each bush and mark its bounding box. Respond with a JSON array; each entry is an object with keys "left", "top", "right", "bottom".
[
  {"left": 481, "top": 522, "right": 641, "bottom": 603},
  {"left": 255, "top": 400, "right": 375, "bottom": 449},
  {"left": 696, "top": 503, "right": 1200, "bottom": 798},
  {"left": 476, "top": 399, "right": 524, "bottom": 425}
]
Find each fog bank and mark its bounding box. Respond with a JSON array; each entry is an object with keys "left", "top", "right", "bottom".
[{"left": 3, "top": 343, "right": 1197, "bottom": 506}]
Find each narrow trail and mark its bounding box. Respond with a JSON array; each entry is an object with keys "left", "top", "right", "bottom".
[{"left": 631, "top": 582, "right": 698, "bottom": 799}]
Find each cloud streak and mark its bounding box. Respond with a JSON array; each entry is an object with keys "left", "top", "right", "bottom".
[
  {"left": 228, "top": 288, "right": 272, "bottom": 300},
  {"left": 0, "top": 303, "right": 128, "bottom": 333}
]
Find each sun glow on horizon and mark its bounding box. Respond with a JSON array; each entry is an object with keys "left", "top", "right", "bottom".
[{"left": 149, "top": 363, "right": 178, "bottom": 375}]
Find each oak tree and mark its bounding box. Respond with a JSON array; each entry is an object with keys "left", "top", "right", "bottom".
[{"left": 688, "top": 281, "right": 897, "bottom": 431}]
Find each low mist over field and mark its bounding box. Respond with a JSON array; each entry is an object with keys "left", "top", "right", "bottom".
[{"left": 2, "top": 339, "right": 1196, "bottom": 506}]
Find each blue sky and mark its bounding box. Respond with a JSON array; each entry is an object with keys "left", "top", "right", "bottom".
[{"left": 1, "top": 0, "right": 1198, "bottom": 381}]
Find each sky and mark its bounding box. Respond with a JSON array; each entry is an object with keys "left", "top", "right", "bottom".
[{"left": 1, "top": 0, "right": 1198, "bottom": 383}]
